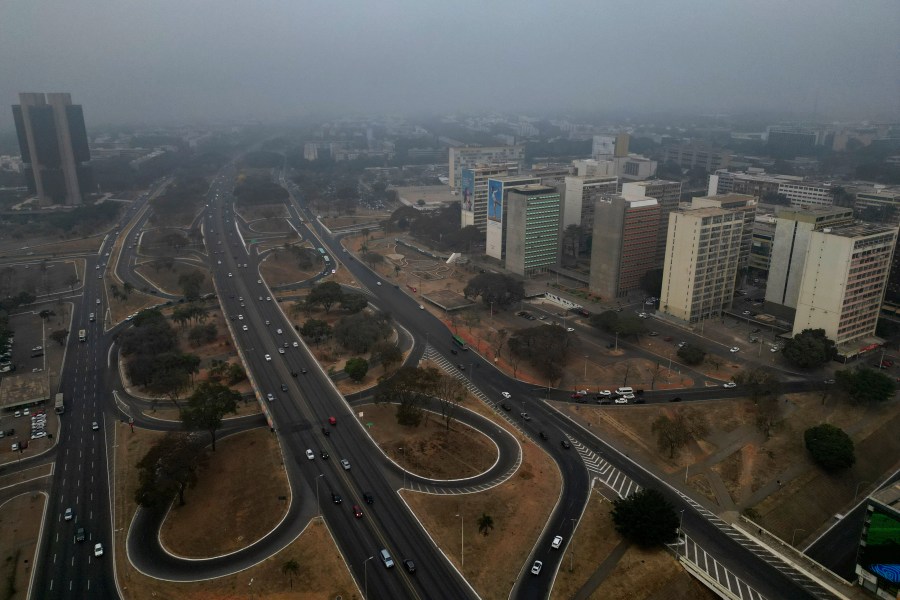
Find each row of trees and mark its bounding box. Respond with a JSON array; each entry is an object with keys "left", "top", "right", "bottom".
[
  {"left": 294, "top": 281, "right": 368, "bottom": 316},
  {"left": 463, "top": 273, "right": 525, "bottom": 310}
]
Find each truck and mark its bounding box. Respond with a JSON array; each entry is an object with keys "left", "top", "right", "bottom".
[
  {"left": 78, "top": 329, "right": 86, "bottom": 342},
  {"left": 54, "top": 392, "right": 64, "bottom": 414}
]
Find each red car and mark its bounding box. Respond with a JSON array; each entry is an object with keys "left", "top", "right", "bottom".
[
  {"left": 353, "top": 504, "right": 363, "bottom": 519},
  {"left": 570, "top": 392, "right": 583, "bottom": 400},
  {"left": 328, "top": 416, "right": 337, "bottom": 426}
]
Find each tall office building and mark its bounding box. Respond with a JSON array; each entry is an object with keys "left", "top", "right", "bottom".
[
  {"left": 460, "top": 164, "right": 523, "bottom": 232},
  {"left": 484, "top": 174, "right": 540, "bottom": 260},
  {"left": 589, "top": 194, "right": 660, "bottom": 299},
  {"left": 855, "top": 186, "right": 900, "bottom": 225},
  {"left": 592, "top": 133, "right": 629, "bottom": 159},
  {"left": 12, "top": 92, "right": 91, "bottom": 205},
  {"left": 448, "top": 145, "right": 525, "bottom": 190},
  {"left": 793, "top": 223, "right": 897, "bottom": 350},
  {"left": 660, "top": 206, "right": 744, "bottom": 324},
  {"left": 765, "top": 207, "right": 855, "bottom": 313},
  {"left": 504, "top": 185, "right": 561, "bottom": 278},
  {"left": 690, "top": 194, "right": 756, "bottom": 270},
  {"left": 559, "top": 174, "right": 618, "bottom": 229},
  {"left": 621, "top": 179, "right": 682, "bottom": 264}
]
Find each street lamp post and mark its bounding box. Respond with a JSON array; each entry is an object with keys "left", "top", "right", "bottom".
[
  {"left": 363, "top": 555, "right": 374, "bottom": 600},
  {"left": 569, "top": 517, "right": 576, "bottom": 572},
  {"left": 315, "top": 473, "right": 324, "bottom": 518},
  {"left": 399, "top": 447, "right": 406, "bottom": 489},
  {"left": 583, "top": 355, "right": 588, "bottom": 381},
  {"left": 455, "top": 513, "right": 464, "bottom": 569},
  {"left": 614, "top": 330, "right": 619, "bottom": 352}
]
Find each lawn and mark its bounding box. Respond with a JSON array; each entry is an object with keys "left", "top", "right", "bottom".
[
  {"left": 0, "top": 492, "right": 46, "bottom": 600},
  {"left": 358, "top": 403, "right": 499, "bottom": 480}
]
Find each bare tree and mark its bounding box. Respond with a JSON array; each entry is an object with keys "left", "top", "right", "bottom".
[{"left": 435, "top": 375, "right": 467, "bottom": 431}]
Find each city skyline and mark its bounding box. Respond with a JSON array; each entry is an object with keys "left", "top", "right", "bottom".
[{"left": 1, "top": 0, "right": 898, "bottom": 129}]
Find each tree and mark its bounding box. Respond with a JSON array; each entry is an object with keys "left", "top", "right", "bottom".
[
  {"left": 463, "top": 273, "right": 525, "bottom": 310},
  {"left": 306, "top": 281, "right": 344, "bottom": 314},
  {"left": 835, "top": 368, "right": 896, "bottom": 405},
  {"left": 733, "top": 368, "right": 782, "bottom": 405},
  {"left": 187, "top": 323, "right": 217, "bottom": 347},
  {"left": 611, "top": 489, "right": 679, "bottom": 547},
  {"left": 639, "top": 268, "right": 664, "bottom": 298},
  {"left": 64, "top": 273, "right": 80, "bottom": 292},
  {"left": 134, "top": 432, "right": 206, "bottom": 509},
  {"left": 782, "top": 329, "right": 836, "bottom": 369},
  {"left": 281, "top": 559, "right": 300, "bottom": 590},
  {"left": 477, "top": 513, "right": 494, "bottom": 536},
  {"left": 375, "top": 366, "right": 441, "bottom": 427},
  {"left": 362, "top": 251, "right": 384, "bottom": 267},
  {"left": 38, "top": 309, "right": 55, "bottom": 321},
  {"left": 344, "top": 357, "right": 370, "bottom": 382},
  {"left": 589, "top": 310, "right": 646, "bottom": 338},
  {"left": 340, "top": 293, "right": 369, "bottom": 314},
  {"left": 435, "top": 374, "right": 466, "bottom": 431},
  {"left": 180, "top": 382, "right": 240, "bottom": 451},
  {"left": 178, "top": 271, "right": 206, "bottom": 302},
  {"left": 226, "top": 363, "right": 246, "bottom": 385},
  {"left": 508, "top": 324, "right": 575, "bottom": 381},
  {"left": 804, "top": 424, "right": 855, "bottom": 472},
  {"left": 652, "top": 415, "right": 692, "bottom": 459},
  {"left": 371, "top": 340, "right": 403, "bottom": 372},
  {"left": 300, "top": 319, "right": 332, "bottom": 345},
  {"left": 677, "top": 344, "right": 706, "bottom": 366},
  {"left": 50, "top": 329, "right": 68, "bottom": 346},
  {"left": 334, "top": 311, "right": 391, "bottom": 354}
]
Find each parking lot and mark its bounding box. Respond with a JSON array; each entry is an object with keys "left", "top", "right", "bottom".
[{"left": 0, "top": 406, "right": 57, "bottom": 465}]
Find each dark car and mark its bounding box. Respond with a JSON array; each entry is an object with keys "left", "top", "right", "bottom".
[
  {"left": 500, "top": 403, "right": 511, "bottom": 411},
  {"left": 75, "top": 527, "right": 85, "bottom": 542},
  {"left": 561, "top": 440, "right": 571, "bottom": 449},
  {"left": 291, "top": 371, "right": 298, "bottom": 377},
  {"left": 280, "top": 383, "right": 288, "bottom": 392},
  {"left": 322, "top": 427, "right": 330, "bottom": 437},
  {"left": 353, "top": 504, "right": 363, "bottom": 519},
  {"left": 670, "top": 397, "right": 682, "bottom": 402},
  {"left": 450, "top": 349, "right": 458, "bottom": 355},
  {"left": 363, "top": 492, "right": 374, "bottom": 505},
  {"left": 320, "top": 450, "right": 329, "bottom": 459},
  {"left": 538, "top": 431, "right": 548, "bottom": 440},
  {"left": 331, "top": 493, "right": 342, "bottom": 504},
  {"left": 403, "top": 559, "right": 416, "bottom": 574},
  {"left": 457, "top": 364, "right": 465, "bottom": 370},
  {"left": 301, "top": 368, "right": 308, "bottom": 374}
]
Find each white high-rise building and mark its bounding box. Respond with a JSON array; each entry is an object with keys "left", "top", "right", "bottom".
[{"left": 448, "top": 145, "right": 525, "bottom": 190}]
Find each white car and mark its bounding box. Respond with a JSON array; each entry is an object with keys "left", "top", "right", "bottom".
[
  {"left": 238, "top": 314, "right": 244, "bottom": 320},
  {"left": 531, "top": 560, "right": 543, "bottom": 575},
  {"left": 567, "top": 327, "right": 575, "bottom": 332},
  {"left": 266, "top": 393, "right": 275, "bottom": 402},
  {"left": 265, "top": 354, "right": 272, "bottom": 361},
  {"left": 551, "top": 535, "right": 563, "bottom": 549},
  {"left": 292, "top": 341, "right": 299, "bottom": 348},
  {"left": 501, "top": 392, "right": 511, "bottom": 399},
  {"left": 278, "top": 348, "right": 285, "bottom": 355},
  {"left": 257, "top": 279, "right": 262, "bottom": 284},
  {"left": 94, "top": 543, "right": 103, "bottom": 557},
  {"left": 266, "top": 296, "right": 271, "bottom": 301},
  {"left": 92, "top": 421, "right": 99, "bottom": 431},
  {"left": 227, "top": 273, "right": 232, "bottom": 277},
  {"left": 242, "top": 325, "right": 248, "bottom": 331},
  {"left": 376, "top": 281, "right": 382, "bottom": 286},
  {"left": 340, "top": 459, "right": 351, "bottom": 470},
  {"left": 597, "top": 390, "right": 611, "bottom": 397},
  {"left": 64, "top": 507, "right": 73, "bottom": 521},
  {"left": 770, "top": 346, "right": 780, "bottom": 353},
  {"left": 276, "top": 329, "right": 282, "bottom": 334},
  {"left": 419, "top": 304, "right": 425, "bottom": 310},
  {"left": 614, "top": 397, "right": 628, "bottom": 404},
  {"left": 729, "top": 346, "right": 740, "bottom": 353},
  {"left": 723, "top": 382, "right": 737, "bottom": 388},
  {"left": 305, "top": 449, "right": 315, "bottom": 460},
  {"left": 96, "top": 299, "right": 101, "bottom": 304}
]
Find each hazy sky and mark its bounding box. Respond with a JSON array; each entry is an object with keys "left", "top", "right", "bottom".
[{"left": 1, "top": 0, "right": 897, "bottom": 129}]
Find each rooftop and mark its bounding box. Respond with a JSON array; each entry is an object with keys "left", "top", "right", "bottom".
[
  {"left": 0, "top": 372, "right": 51, "bottom": 409},
  {"left": 819, "top": 222, "right": 898, "bottom": 239},
  {"left": 871, "top": 482, "right": 900, "bottom": 512}
]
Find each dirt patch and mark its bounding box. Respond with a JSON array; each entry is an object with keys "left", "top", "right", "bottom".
[
  {"left": 142, "top": 397, "right": 260, "bottom": 421},
  {"left": 322, "top": 214, "right": 388, "bottom": 229},
  {"left": 259, "top": 247, "right": 320, "bottom": 287},
  {"left": 0, "top": 492, "right": 46, "bottom": 600},
  {"left": 551, "top": 491, "right": 621, "bottom": 600},
  {"left": 135, "top": 261, "right": 212, "bottom": 297},
  {"left": 247, "top": 218, "right": 293, "bottom": 234},
  {"left": 0, "top": 260, "right": 80, "bottom": 297},
  {"left": 235, "top": 204, "right": 290, "bottom": 223},
  {"left": 591, "top": 545, "right": 716, "bottom": 600},
  {"left": 114, "top": 422, "right": 356, "bottom": 599},
  {"left": 159, "top": 428, "right": 289, "bottom": 557},
  {"left": 358, "top": 403, "right": 498, "bottom": 479},
  {"left": 400, "top": 412, "right": 560, "bottom": 599}
]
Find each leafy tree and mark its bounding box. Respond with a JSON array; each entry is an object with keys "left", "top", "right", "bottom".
[
  {"left": 589, "top": 310, "right": 620, "bottom": 333},
  {"left": 652, "top": 410, "right": 708, "bottom": 458},
  {"left": 306, "top": 281, "right": 344, "bottom": 314},
  {"left": 340, "top": 293, "right": 368, "bottom": 314},
  {"left": 508, "top": 324, "right": 575, "bottom": 381},
  {"left": 639, "top": 268, "right": 664, "bottom": 298},
  {"left": 589, "top": 310, "right": 646, "bottom": 337},
  {"left": 361, "top": 251, "right": 384, "bottom": 266},
  {"left": 477, "top": 513, "right": 494, "bottom": 536},
  {"left": 300, "top": 319, "right": 332, "bottom": 345},
  {"left": 375, "top": 366, "right": 441, "bottom": 427},
  {"left": 281, "top": 559, "right": 300, "bottom": 590},
  {"left": 178, "top": 271, "right": 206, "bottom": 302},
  {"left": 50, "top": 329, "right": 68, "bottom": 346},
  {"left": 134, "top": 433, "right": 206, "bottom": 509},
  {"left": 782, "top": 329, "right": 836, "bottom": 369},
  {"left": 371, "top": 340, "right": 403, "bottom": 372},
  {"left": 611, "top": 489, "right": 679, "bottom": 547},
  {"left": 677, "top": 344, "right": 706, "bottom": 366},
  {"left": 226, "top": 363, "right": 246, "bottom": 385},
  {"left": 334, "top": 311, "right": 391, "bottom": 353},
  {"left": 733, "top": 368, "right": 782, "bottom": 405},
  {"left": 38, "top": 309, "right": 55, "bottom": 321},
  {"left": 187, "top": 323, "right": 217, "bottom": 347},
  {"left": 344, "top": 357, "right": 369, "bottom": 382},
  {"left": 804, "top": 424, "right": 855, "bottom": 472},
  {"left": 835, "top": 368, "right": 896, "bottom": 404},
  {"left": 180, "top": 382, "right": 240, "bottom": 451},
  {"left": 463, "top": 273, "right": 524, "bottom": 310}
]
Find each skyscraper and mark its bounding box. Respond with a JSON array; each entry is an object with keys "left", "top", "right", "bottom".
[
  {"left": 12, "top": 93, "right": 91, "bottom": 205},
  {"left": 504, "top": 185, "right": 562, "bottom": 278},
  {"left": 589, "top": 194, "right": 660, "bottom": 299}
]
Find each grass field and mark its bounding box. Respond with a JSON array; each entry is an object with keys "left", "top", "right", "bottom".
[{"left": 134, "top": 261, "right": 212, "bottom": 296}]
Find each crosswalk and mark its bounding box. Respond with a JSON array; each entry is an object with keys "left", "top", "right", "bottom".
[
  {"left": 569, "top": 437, "right": 641, "bottom": 499},
  {"left": 678, "top": 535, "right": 768, "bottom": 600}
]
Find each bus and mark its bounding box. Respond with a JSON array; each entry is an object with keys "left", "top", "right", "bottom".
[
  {"left": 451, "top": 335, "right": 469, "bottom": 351},
  {"left": 78, "top": 329, "right": 86, "bottom": 342},
  {"left": 54, "top": 393, "right": 64, "bottom": 414},
  {"left": 317, "top": 247, "right": 325, "bottom": 255}
]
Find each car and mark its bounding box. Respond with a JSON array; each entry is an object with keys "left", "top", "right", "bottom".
[
  {"left": 670, "top": 397, "right": 682, "bottom": 402},
  {"left": 352, "top": 504, "right": 363, "bottom": 518},
  {"left": 566, "top": 327, "right": 575, "bottom": 332},
  {"left": 14, "top": 410, "right": 21, "bottom": 418},
  {"left": 331, "top": 492, "right": 342, "bottom": 504},
  {"left": 301, "top": 368, "right": 308, "bottom": 374},
  {"left": 729, "top": 346, "right": 740, "bottom": 353},
  {"left": 265, "top": 354, "right": 273, "bottom": 362},
  {"left": 258, "top": 296, "right": 263, "bottom": 301},
  {"left": 265, "top": 320, "right": 270, "bottom": 325},
  {"left": 376, "top": 281, "right": 382, "bottom": 286},
  {"left": 92, "top": 421, "right": 99, "bottom": 431},
  {"left": 96, "top": 298, "right": 101, "bottom": 304},
  {"left": 677, "top": 341, "right": 687, "bottom": 348},
  {"left": 228, "top": 273, "right": 232, "bottom": 277},
  {"left": 320, "top": 449, "right": 329, "bottom": 459},
  {"left": 770, "top": 346, "right": 780, "bottom": 353},
  {"left": 596, "top": 390, "right": 611, "bottom": 398},
  {"left": 328, "top": 416, "right": 337, "bottom": 426},
  {"left": 742, "top": 310, "right": 751, "bottom": 316},
  {"left": 663, "top": 336, "right": 673, "bottom": 342},
  {"left": 257, "top": 279, "right": 262, "bottom": 284},
  {"left": 10, "top": 442, "right": 18, "bottom": 451},
  {"left": 561, "top": 440, "right": 571, "bottom": 449},
  {"left": 321, "top": 427, "right": 330, "bottom": 436},
  {"left": 23, "top": 408, "right": 30, "bottom": 416},
  {"left": 238, "top": 297, "right": 243, "bottom": 301},
  {"left": 418, "top": 304, "right": 425, "bottom": 310},
  {"left": 520, "top": 412, "right": 531, "bottom": 421},
  {"left": 648, "top": 331, "right": 659, "bottom": 336},
  {"left": 614, "top": 397, "right": 628, "bottom": 405},
  {"left": 242, "top": 325, "right": 248, "bottom": 331},
  {"left": 457, "top": 364, "right": 465, "bottom": 370},
  {"left": 76, "top": 527, "right": 86, "bottom": 542},
  {"left": 340, "top": 459, "right": 351, "bottom": 470},
  {"left": 278, "top": 348, "right": 285, "bottom": 355},
  {"left": 31, "top": 431, "right": 46, "bottom": 439},
  {"left": 277, "top": 328, "right": 283, "bottom": 334},
  {"left": 266, "top": 296, "right": 271, "bottom": 301},
  {"left": 363, "top": 492, "right": 374, "bottom": 504},
  {"left": 94, "top": 543, "right": 104, "bottom": 557},
  {"left": 403, "top": 558, "right": 416, "bottom": 573},
  {"left": 266, "top": 393, "right": 275, "bottom": 402},
  {"left": 64, "top": 507, "right": 73, "bottom": 520},
  {"left": 501, "top": 391, "right": 511, "bottom": 399},
  {"left": 500, "top": 402, "right": 511, "bottom": 411},
  {"left": 570, "top": 392, "right": 583, "bottom": 399},
  {"left": 824, "top": 379, "right": 835, "bottom": 384},
  {"left": 723, "top": 382, "right": 737, "bottom": 388},
  {"left": 305, "top": 449, "right": 315, "bottom": 460},
  {"left": 531, "top": 560, "right": 543, "bottom": 575},
  {"left": 450, "top": 349, "right": 458, "bottom": 355},
  {"left": 551, "top": 535, "right": 563, "bottom": 549},
  {"left": 292, "top": 341, "right": 299, "bottom": 348}
]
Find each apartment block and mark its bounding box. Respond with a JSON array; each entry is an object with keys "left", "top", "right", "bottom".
[
  {"left": 484, "top": 174, "right": 540, "bottom": 260},
  {"left": 765, "top": 207, "right": 855, "bottom": 312},
  {"left": 504, "top": 185, "right": 562, "bottom": 278},
  {"left": 622, "top": 179, "right": 682, "bottom": 264},
  {"left": 448, "top": 145, "right": 525, "bottom": 190},
  {"left": 460, "top": 164, "right": 522, "bottom": 232},
  {"left": 660, "top": 206, "right": 744, "bottom": 324},
  {"left": 750, "top": 218, "right": 776, "bottom": 273},
  {"left": 12, "top": 92, "right": 91, "bottom": 205},
  {"left": 662, "top": 142, "right": 732, "bottom": 172},
  {"left": 690, "top": 194, "right": 756, "bottom": 270},
  {"left": 589, "top": 195, "right": 660, "bottom": 298},
  {"left": 560, "top": 174, "right": 618, "bottom": 230},
  {"left": 854, "top": 186, "right": 900, "bottom": 225},
  {"left": 793, "top": 223, "right": 897, "bottom": 349}
]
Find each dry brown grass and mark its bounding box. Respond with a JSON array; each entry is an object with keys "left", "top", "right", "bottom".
[
  {"left": 259, "top": 247, "right": 319, "bottom": 287},
  {"left": 113, "top": 423, "right": 356, "bottom": 600},
  {"left": 159, "top": 428, "right": 289, "bottom": 557},
  {"left": 134, "top": 261, "right": 213, "bottom": 297},
  {"left": 0, "top": 492, "right": 46, "bottom": 600},
  {"left": 141, "top": 398, "right": 260, "bottom": 421},
  {"left": 590, "top": 545, "right": 716, "bottom": 600},
  {"left": 400, "top": 414, "right": 560, "bottom": 600},
  {"left": 104, "top": 282, "right": 161, "bottom": 324},
  {"left": 359, "top": 403, "right": 498, "bottom": 479}
]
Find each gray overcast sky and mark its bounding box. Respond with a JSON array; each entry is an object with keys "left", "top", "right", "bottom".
[{"left": 1, "top": 0, "right": 898, "bottom": 129}]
